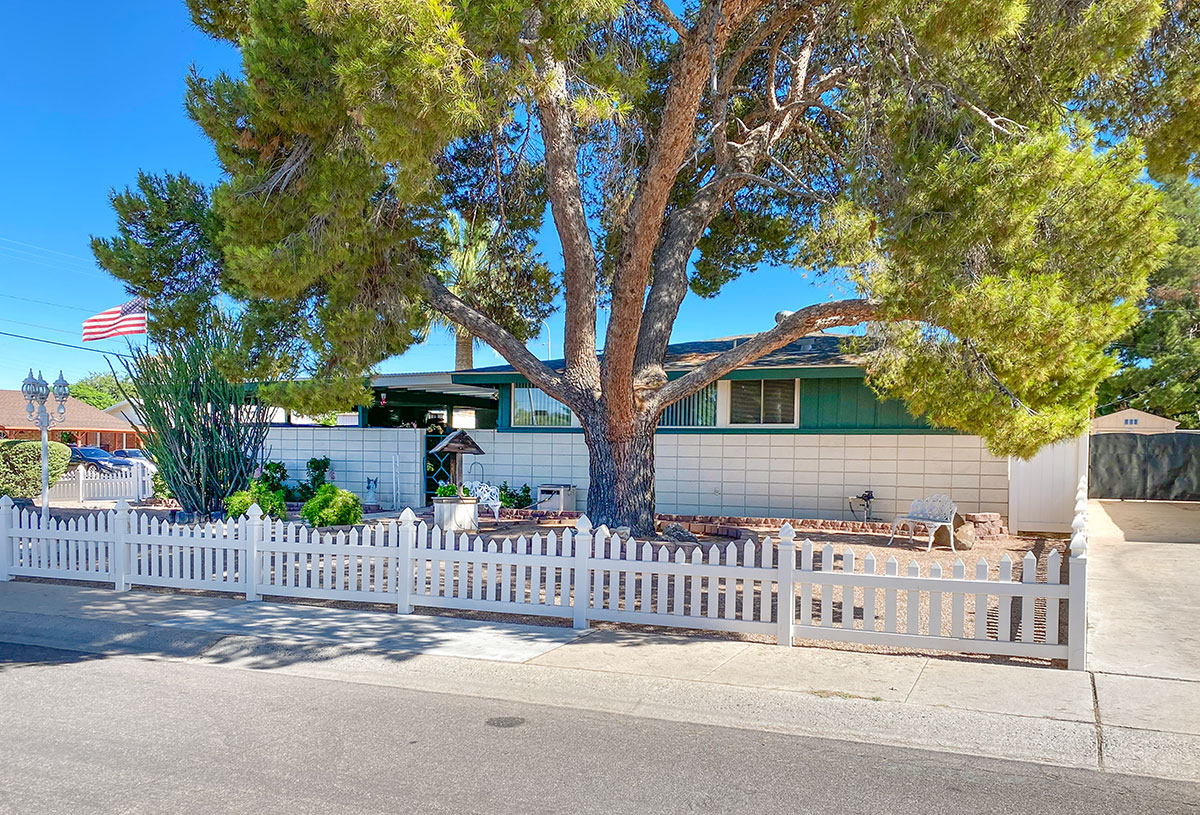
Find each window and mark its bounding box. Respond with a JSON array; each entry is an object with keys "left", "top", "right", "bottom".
[
  {"left": 511, "top": 384, "right": 572, "bottom": 427},
  {"left": 659, "top": 383, "right": 717, "bottom": 427},
  {"left": 729, "top": 379, "right": 796, "bottom": 425}
]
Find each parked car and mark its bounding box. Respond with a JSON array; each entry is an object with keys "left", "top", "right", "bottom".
[
  {"left": 112, "top": 448, "right": 157, "bottom": 473},
  {"left": 68, "top": 446, "right": 133, "bottom": 474}
]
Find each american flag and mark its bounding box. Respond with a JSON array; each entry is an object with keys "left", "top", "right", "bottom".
[{"left": 82, "top": 298, "right": 148, "bottom": 342}]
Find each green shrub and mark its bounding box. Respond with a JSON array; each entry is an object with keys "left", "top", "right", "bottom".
[
  {"left": 435, "top": 482, "right": 469, "bottom": 498},
  {"left": 258, "top": 461, "right": 289, "bottom": 493},
  {"left": 225, "top": 480, "right": 287, "bottom": 520},
  {"left": 498, "top": 481, "right": 532, "bottom": 508},
  {"left": 152, "top": 470, "right": 173, "bottom": 500},
  {"left": 0, "top": 440, "right": 70, "bottom": 499},
  {"left": 297, "top": 456, "right": 331, "bottom": 501},
  {"left": 301, "top": 483, "right": 363, "bottom": 527}
]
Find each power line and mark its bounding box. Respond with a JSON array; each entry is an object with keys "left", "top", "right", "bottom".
[
  {"left": 0, "top": 317, "right": 80, "bottom": 338},
  {"left": 0, "top": 248, "right": 107, "bottom": 279},
  {"left": 0, "top": 293, "right": 95, "bottom": 314},
  {"left": 0, "top": 236, "right": 97, "bottom": 264},
  {"left": 0, "top": 329, "right": 133, "bottom": 359}
]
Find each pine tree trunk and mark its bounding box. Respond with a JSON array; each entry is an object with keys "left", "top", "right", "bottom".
[
  {"left": 454, "top": 329, "right": 474, "bottom": 370},
  {"left": 581, "top": 415, "right": 657, "bottom": 535}
]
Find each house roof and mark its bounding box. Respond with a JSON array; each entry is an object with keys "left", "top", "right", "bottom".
[
  {"left": 451, "top": 333, "right": 858, "bottom": 382},
  {"left": 1091, "top": 407, "right": 1180, "bottom": 432},
  {"left": 0, "top": 390, "right": 136, "bottom": 433}
]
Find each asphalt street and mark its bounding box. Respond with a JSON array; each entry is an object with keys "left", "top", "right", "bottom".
[{"left": 1, "top": 641, "right": 1197, "bottom": 815}]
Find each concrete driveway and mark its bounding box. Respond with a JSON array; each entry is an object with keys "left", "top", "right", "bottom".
[{"left": 1087, "top": 500, "right": 1200, "bottom": 680}]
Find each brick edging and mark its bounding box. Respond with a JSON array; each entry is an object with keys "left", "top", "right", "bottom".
[{"left": 499, "top": 507, "right": 1008, "bottom": 540}]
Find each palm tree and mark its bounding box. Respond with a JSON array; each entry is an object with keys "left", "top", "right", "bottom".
[
  {"left": 437, "top": 213, "right": 490, "bottom": 369},
  {"left": 427, "top": 211, "right": 557, "bottom": 370}
]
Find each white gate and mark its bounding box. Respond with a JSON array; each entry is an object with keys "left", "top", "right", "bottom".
[
  {"left": 46, "top": 467, "right": 152, "bottom": 503},
  {"left": 1008, "top": 434, "right": 1089, "bottom": 534}
]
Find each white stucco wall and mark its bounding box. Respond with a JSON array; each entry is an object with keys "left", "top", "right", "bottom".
[
  {"left": 460, "top": 431, "right": 1009, "bottom": 521},
  {"left": 263, "top": 426, "right": 424, "bottom": 509}
]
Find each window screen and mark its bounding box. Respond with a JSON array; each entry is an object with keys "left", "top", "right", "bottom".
[
  {"left": 729, "top": 380, "right": 795, "bottom": 424},
  {"left": 659, "top": 383, "right": 718, "bottom": 427}
]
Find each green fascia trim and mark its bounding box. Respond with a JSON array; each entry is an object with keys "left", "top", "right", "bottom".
[{"left": 451, "top": 364, "right": 863, "bottom": 386}]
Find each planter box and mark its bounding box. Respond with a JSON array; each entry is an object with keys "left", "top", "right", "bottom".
[{"left": 433, "top": 495, "right": 479, "bottom": 532}]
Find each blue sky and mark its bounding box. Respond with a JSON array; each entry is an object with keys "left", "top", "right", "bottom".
[{"left": 0, "top": 2, "right": 846, "bottom": 389}]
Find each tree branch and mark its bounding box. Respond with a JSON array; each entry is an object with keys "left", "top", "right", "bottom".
[
  {"left": 530, "top": 50, "right": 601, "bottom": 390},
  {"left": 651, "top": 298, "right": 878, "bottom": 409},
  {"left": 420, "top": 275, "right": 574, "bottom": 403},
  {"left": 649, "top": 0, "right": 688, "bottom": 38},
  {"left": 603, "top": 1, "right": 759, "bottom": 431}
]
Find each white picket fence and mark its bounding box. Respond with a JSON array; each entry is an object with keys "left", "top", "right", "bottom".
[
  {"left": 0, "top": 485, "right": 1091, "bottom": 668},
  {"left": 46, "top": 467, "right": 153, "bottom": 503}
]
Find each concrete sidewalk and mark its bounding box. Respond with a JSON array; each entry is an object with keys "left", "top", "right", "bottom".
[{"left": 1, "top": 579, "right": 1197, "bottom": 784}]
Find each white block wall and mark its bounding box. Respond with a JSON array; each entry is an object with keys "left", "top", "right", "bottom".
[
  {"left": 461, "top": 431, "right": 1009, "bottom": 521},
  {"left": 264, "top": 427, "right": 424, "bottom": 510}
]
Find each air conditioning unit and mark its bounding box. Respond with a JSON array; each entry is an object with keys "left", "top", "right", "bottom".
[{"left": 536, "top": 484, "right": 577, "bottom": 512}]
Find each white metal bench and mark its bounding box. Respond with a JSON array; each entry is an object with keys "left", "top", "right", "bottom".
[
  {"left": 887, "top": 494, "right": 958, "bottom": 552},
  {"left": 463, "top": 481, "right": 502, "bottom": 521}
]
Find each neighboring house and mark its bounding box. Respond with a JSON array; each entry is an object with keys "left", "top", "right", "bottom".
[
  {"left": 0, "top": 390, "right": 140, "bottom": 450},
  {"left": 1091, "top": 408, "right": 1180, "bottom": 435},
  {"left": 104, "top": 398, "right": 140, "bottom": 428}
]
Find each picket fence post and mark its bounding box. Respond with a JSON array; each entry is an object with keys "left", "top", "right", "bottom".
[
  {"left": 396, "top": 509, "right": 415, "bottom": 614},
  {"left": 0, "top": 495, "right": 12, "bottom": 581},
  {"left": 113, "top": 499, "right": 131, "bottom": 590},
  {"left": 1067, "top": 478, "right": 1089, "bottom": 671},
  {"left": 245, "top": 504, "right": 263, "bottom": 601},
  {"left": 77, "top": 467, "right": 85, "bottom": 503},
  {"left": 776, "top": 523, "right": 796, "bottom": 647},
  {"left": 572, "top": 515, "right": 593, "bottom": 629}
]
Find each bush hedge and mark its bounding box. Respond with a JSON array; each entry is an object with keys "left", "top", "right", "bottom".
[
  {"left": 300, "top": 483, "right": 363, "bottom": 527},
  {"left": 225, "top": 480, "right": 287, "bottom": 520},
  {"left": 0, "top": 439, "right": 70, "bottom": 499}
]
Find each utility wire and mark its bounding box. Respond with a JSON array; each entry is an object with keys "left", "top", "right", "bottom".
[
  {"left": 0, "top": 249, "right": 107, "bottom": 279},
  {"left": 0, "top": 293, "right": 95, "bottom": 314},
  {"left": 0, "top": 317, "right": 80, "bottom": 338},
  {"left": 0, "top": 329, "right": 133, "bottom": 359},
  {"left": 0, "top": 236, "right": 97, "bottom": 264}
]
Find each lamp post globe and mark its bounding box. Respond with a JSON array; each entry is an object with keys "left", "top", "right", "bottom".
[
  {"left": 53, "top": 372, "right": 70, "bottom": 406},
  {"left": 22, "top": 370, "right": 69, "bottom": 527}
]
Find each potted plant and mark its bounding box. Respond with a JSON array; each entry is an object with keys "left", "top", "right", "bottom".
[{"left": 432, "top": 482, "right": 479, "bottom": 532}]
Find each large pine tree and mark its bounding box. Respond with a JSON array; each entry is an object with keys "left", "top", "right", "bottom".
[
  {"left": 1099, "top": 178, "right": 1200, "bottom": 427},
  {"left": 178, "top": 0, "right": 1194, "bottom": 531}
]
